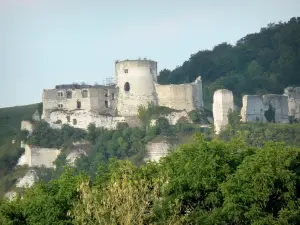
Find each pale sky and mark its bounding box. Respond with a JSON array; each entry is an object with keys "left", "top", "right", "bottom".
[{"left": 0, "top": 0, "right": 299, "bottom": 107}]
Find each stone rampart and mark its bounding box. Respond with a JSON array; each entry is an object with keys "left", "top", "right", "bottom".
[
  {"left": 262, "top": 94, "right": 289, "bottom": 123},
  {"left": 155, "top": 76, "right": 203, "bottom": 112},
  {"left": 48, "top": 110, "right": 126, "bottom": 130},
  {"left": 241, "top": 95, "right": 266, "bottom": 123},
  {"left": 24, "top": 144, "right": 60, "bottom": 168}
]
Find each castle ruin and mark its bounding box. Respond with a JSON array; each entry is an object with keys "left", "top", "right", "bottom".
[{"left": 42, "top": 59, "right": 204, "bottom": 129}]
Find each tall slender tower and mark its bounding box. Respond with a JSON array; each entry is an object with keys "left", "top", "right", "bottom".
[{"left": 115, "top": 59, "right": 158, "bottom": 116}]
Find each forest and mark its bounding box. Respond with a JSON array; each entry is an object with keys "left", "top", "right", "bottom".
[
  {"left": 0, "top": 17, "right": 300, "bottom": 224},
  {"left": 158, "top": 17, "right": 300, "bottom": 106}
]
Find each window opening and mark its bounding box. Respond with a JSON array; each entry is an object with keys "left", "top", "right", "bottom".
[
  {"left": 82, "top": 90, "right": 88, "bottom": 98},
  {"left": 67, "top": 91, "right": 72, "bottom": 99},
  {"left": 58, "top": 91, "right": 64, "bottom": 97},
  {"left": 124, "top": 69, "right": 128, "bottom": 73},
  {"left": 124, "top": 82, "right": 130, "bottom": 92},
  {"left": 112, "top": 93, "right": 115, "bottom": 100},
  {"left": 105, "top": 100, "right": 108, "bottom": 108},
  {"left": 77, "top": 100, "right": 81, "bottom": 109},
  {"left": 67, "top": 115, "right": 70, "bottom": 122},
  {"left": 73, "top": 119, "right": 77, "bottom": 125}
]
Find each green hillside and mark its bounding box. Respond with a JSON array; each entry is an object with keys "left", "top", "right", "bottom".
[
  {"left": 158, "top": 17, "right": 300, "bottom": 106},
  {"left": 0, "top": 103, "right": 41, "bottom": 194}
]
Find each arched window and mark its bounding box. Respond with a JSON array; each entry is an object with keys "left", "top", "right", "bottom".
[
  {"left": 124, "top": 82, "right": 130, "bottom": 92},
  {"left": 73, "top": 119, "right": 77, "bottom": 125}
]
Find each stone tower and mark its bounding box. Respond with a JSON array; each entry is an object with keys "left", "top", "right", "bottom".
[
  {"left": 115, "top": 59, "right": 158, "bottom": 116},
  {"left": 213, "top": 89, "right": 234, "bottom": 134}
]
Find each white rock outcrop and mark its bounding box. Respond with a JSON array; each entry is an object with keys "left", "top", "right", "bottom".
[
  {"left": 66, "top": 149, "right": 87, "bottom": 166},
  {"left": 4, "top": 191, "right": 18, "bottom": 201},
  {"left": 16, "top": 170, "right": 37, "bottom": 188},
  {"left": 213, "top": 89, "right": 234, "bottom": 134}
]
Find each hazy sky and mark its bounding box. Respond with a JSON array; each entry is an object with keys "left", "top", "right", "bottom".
[{"left": 0, "top": 0, "right": 299, "bottom": 108}]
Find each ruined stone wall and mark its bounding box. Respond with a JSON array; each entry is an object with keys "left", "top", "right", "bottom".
[
  {"left": 150, "top": 111, "right": 192, "bottom": 126},
  {"left": 241, "top": 95, "right": 266, "bottom": 123},
  {"left": 21, "top": 121, "right": 35, "bottom": 134},
  {"left": 155, "top": 76, "right": 203, "bottom": 112},
  {"left": 213, "top": 89, "right": 234, "bottom": 134},
  {"left": 116, "top": 60, "right": 158, "bottom": 116},
  {"left": 42, "top": 86, "right": 117, "bottom": 120},
  {"left": 262, "top": 94, "right": 289, "bottom": 123},
  {"left": 144, "top": 140, "right": 171, "bottom": 162},
  {"left": 49, "top": 110, "right": 126, "bottom": 130},
  {"left": 284, "top": 87, "right": 300, "bottom": 120},
  {"left": 24, "top": 144, "right": 60, "bottom": 168}
]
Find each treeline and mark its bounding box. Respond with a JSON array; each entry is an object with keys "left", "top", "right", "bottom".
[
  {"left": 1, "top": 134, "right": 300, "bottom": 224},
  {"left": 158, "top": 17, "right": 300, "bottom": 105}
]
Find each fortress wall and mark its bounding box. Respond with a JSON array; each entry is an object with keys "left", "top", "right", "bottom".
[
  {"left": 89, "top": 87, "right": 118, "bottom": 115},
  {"left": 21, "top": 121, "right": 35, "bottom": 134},
  {"left": 25, "top": 144, "right": 60, "bottom": 168},
  {"left": 116, "top": 60, "right": 158, "bottom": 116},
  {"left": 49, "top": 110, "right": 126, "bottom": 130},
  {"left": 144, "top": 141, "right": 171, "bottom": 162},
  {"left": 192, "top": 76, "right": 204, "bottom": 109},
  {"left": 241, "top": 95, "right": 266, "bottom": 123},
  {"left": 284, "top": 87, "right": 300, "bottom": 120},
  {"left": 156, "top": 77, "right": 203, "bottom": 112},
  {"left": 213, "top": 89, "right": 234, "bottom": 134},
  {"left": 156, "top": 84, "right": 195, "bottom": 112},
  {"left": 262, "top": 94, "right": 289, "bottom": 123},
  {"left": 150, "top": 111, "right": 192, "bottom": 126}
]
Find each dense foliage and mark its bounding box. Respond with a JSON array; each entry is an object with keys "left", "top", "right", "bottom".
[
  {"left": 1, "top": 134, "right": 300, "bottom": 224},
  {"left": 158, "top": 17, "right": 300, "bottom": 106}
]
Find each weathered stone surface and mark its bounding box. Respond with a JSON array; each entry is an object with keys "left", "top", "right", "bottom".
[
  {"left": 150, "top": 111, "right": 192, "bottom": 126},
  {"left": 66, "top": 149, "right": 87, "bottom": 166},
  {"left": 32, "top": 110, "right": 41, "bottom": 122},
  {"left": 262, "top": 94, "right": 289, "bottom": 123},
  {"left": 213, "top": 89, "right": 234, "bottom": 134},
  {"left": 4, "top": 191, "right": 18, "bottom": 201},
  {"left": 24, "top": 144, "right": 60, "bottom": 168},
  {"left": 241, "top": 95, "right": 266, "bottom": 123},
  {"left": 284, "top": 87, "right": 300, "bottom": 120},
  {"left": 16, "top": 169, "right": 37, "bottom": 188},
  {"left": 21, "top": 121, "right": 35, "bottom": 134},
  {"left": 144, "top": 140, "right": 171, "bottom": 162},
  {"left": 116, "top": 60, "right": 158, "bottom": 116},
  {"left": 155, "top": 76, "right": 204, "bottom": 112},
  {"left": 48, "top": 110, "right": 126, "bottom": 130}
]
